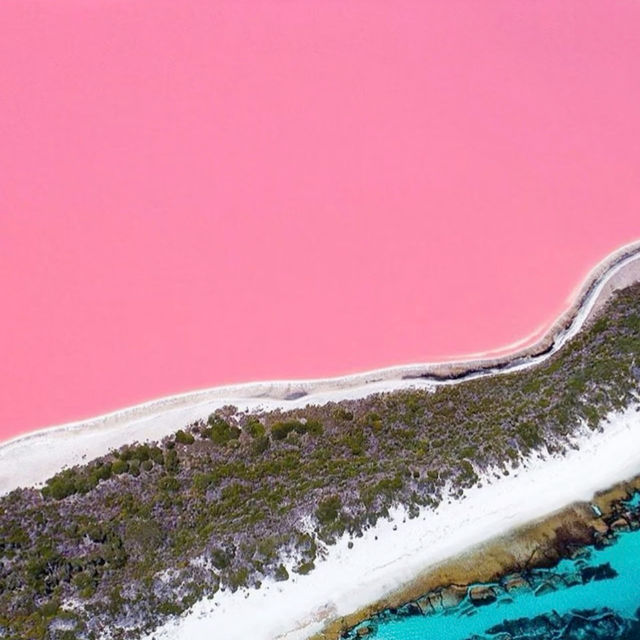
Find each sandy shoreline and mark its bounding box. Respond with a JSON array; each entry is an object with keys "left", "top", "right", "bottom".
[
  {"left": 3, "top": 240, "right": 640, "bottom": 496},
  {"left": 318, "top": 470, "right": 640, "bottom": 640}
]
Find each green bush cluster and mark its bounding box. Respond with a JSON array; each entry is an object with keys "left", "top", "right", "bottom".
[
  {"left": 271, "top": 419, "right": 323, "bottom": 440},
  {"left": 206, "top": 415, "right": 241, "bottom": 444},
  {"left": 315, "top": 495, "right": 342, "bottom": 524},
  {"left": 42, "top": 444, "right": 166, "bottom": 500},
  {"left": 175, "top": 429, "right": 195, "bottom": 445}
]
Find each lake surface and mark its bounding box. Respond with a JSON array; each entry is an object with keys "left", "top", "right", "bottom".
[
  {"left": 351, "top": 494, "right": 640, "bottom": 640},
  {"left": 2, "top": 2, "right": 640, "bottom": 439}
]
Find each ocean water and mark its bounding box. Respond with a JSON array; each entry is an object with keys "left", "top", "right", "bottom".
[{"left": 350, "top": 494, "right": 640, "bottom": 640}]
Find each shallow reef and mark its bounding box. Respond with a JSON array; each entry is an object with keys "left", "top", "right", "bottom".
[{"left": 343, "top": 490, "right": 640, "bottom": 640}]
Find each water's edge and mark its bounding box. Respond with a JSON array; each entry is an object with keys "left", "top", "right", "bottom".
[
  {"left": 318, "top": 476, "right": 640, "bottom": 640},
  {"left": 3, "top": 242, "right": 640, "bottom": 499},
  {"left": 3, "top": 240, "right": 640, "bottom": 451}
]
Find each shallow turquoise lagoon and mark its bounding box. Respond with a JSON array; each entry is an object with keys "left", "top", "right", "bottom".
[{"left": 351, "top": 494, "right": 640, "bottom": 640}]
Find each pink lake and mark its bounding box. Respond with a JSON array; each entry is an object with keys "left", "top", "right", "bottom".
[{"left": 1, "top": 1, "right": 639, "bottom": 440}]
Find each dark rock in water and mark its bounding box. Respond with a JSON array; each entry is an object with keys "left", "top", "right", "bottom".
[
  {"left": 414, "top": 594, "right": 433, "bottom": 615},
  {"left": 396, "top": 601, "right": 422, "bottom": 617},
  {"left": 440, "top": 585, "right": 468, "bottom": 609},
  {"left": 502, "top": 573, "right": 530, "bottom": 593},
  {"left": 580, "top": 562, "right": 618, "bottom": 583},
  {"left": 533, "top": 580, "right": 557, "bottom": 597},
  {"left": 611, "top": 516, "right": 631, "bottom": 531},
  {"left": 485, "top": 607, "right": 640, "bottom": 640},
  {"left": 356, "top": 624, "right": 376, "bottom": 637},
  {"left": 468, "top": 585, "right": 497, "bottom": 606},
  {"left": 487, "top": 609, "right": 564, "bottom": 638}
]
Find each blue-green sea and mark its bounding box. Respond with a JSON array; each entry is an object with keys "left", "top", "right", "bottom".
[{"left": 349, "top": 494, "right": 640, "bottom": 640}]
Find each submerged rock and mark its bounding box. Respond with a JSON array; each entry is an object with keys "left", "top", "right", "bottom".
[
  {"left": 501, "top": 573, "right": 530, "bottom": 593},
  {"left": 468, "top": 585, "right": 497, "bottom": 606},
  {"left": 440, "top": 585, "right": 468, "bottom": 609},
  {"left": 580, "top": 562, "right": 618, "bottom": 583},
  {"left": 485, "top": 608, "right": 640, "bottom": 640},
  {"left": 533, "top": 580, "right": 557, "bottom": 597},
  {"left": 611, "top": 517, "right": 631, "bottom": 531},
  {"left": 355, "top": 624, "right": 376, "bottom": 637}
]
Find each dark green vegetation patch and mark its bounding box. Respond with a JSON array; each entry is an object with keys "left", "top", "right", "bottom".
[{"left": 1, "top": 285, "right": 640, "bottom": 639}]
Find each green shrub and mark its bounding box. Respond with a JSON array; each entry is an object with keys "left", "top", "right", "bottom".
[
  {"left": 164, "top": 449, "right": 179, "bottom": 474},
  {"left": 228, "top": 567, "right": 249, "bottom": 591},
  {"left": 252, "top": 435, "right": 270, "bottom": 455},
  {"left": 128, "top": 459, "right": 141, "bottom": 477},
  {"left": 315, "top": 495, "right": 341, "bottom": 525},
  {"left": 274, "top": 564, "right": 289, "bottom": 581},
  {"left": 39, "top": 599, "right": 60, "bottom": 617},
  {"left": 112, "top": 459, "right": 129, "bottom": 475},
  {"left": 158, "top": 476, "right": 180, "bottom": 492},
  {"left": 271, "top": 419, "right": 323, "bottom": 440},
  {"left": 149, "top": 446, "right": 164, "bottom": 464},
  {"left": 121, "top": 444, "right": 151, "bottom": 462},
  {"left": 175, "top": 430, "right": 195, "bottom": 445},
  {"left": 517, "top": 422, "right": 541, "bottom": 449},
  {"left": 72, "top": 572, "right": 96, "bottom": 595},
  {"left": 246, "top": 418, "right": 265, "bottom": 438},
  {"left": 157, "top": 601, "right": 183, "bottom": 615},
  {"left": 211, "top": 548, "right": 231, "bottom": 570},
  {"left": 333, "top": 407, "right": 354, "bottom": 421},
  {"left": 192, "top": 473, "right": 215, "bottom": 493},
  {"left": 207, "top": 415, "right": 241, "bottom": 444},
  {"left": 294, "top": 560, "right": 315, "bottom": 575},
  {"left": 43, "top": 470, "right": 78, "bottom": 500}
]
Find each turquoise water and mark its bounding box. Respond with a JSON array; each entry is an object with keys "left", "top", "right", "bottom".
[
  {"left": 350, "top": 494, "right": 640, "bottom": 640},
  {"left": 625, "top": 492, "right": 640, "bottom": 510}
]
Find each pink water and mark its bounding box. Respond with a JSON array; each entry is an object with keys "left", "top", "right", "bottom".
[{"left": 1, "top": 1, "right": 639, "bottom": 440}]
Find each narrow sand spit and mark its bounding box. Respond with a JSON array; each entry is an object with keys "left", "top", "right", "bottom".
[
  {"left": 144, "top": 404, "right": 640, "bottom": 640},
  {"left": 2, "top": 240, "right": 640, "bottom": 495}
]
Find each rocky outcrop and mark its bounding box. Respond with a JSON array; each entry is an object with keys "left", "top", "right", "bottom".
[
  {"left": 502, "top": 573, "right": 529, "bottom": 593},
  {"left": 485, "top": 608, "right": 640, "bottom": 640},
  {"left": 468, "top": 585, "right": 497, "bottom": 606}
]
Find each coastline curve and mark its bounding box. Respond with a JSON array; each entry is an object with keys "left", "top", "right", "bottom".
[{"left": 2, "top": 239, "right": 640, "bottom": 495}]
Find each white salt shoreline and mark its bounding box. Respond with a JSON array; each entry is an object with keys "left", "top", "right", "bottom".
[
  {"left": 145, "top": 404, "right": 640, "bottom": 640},
  {"left": 2, "top": 240, "right": 640, "bottom": 495}
]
